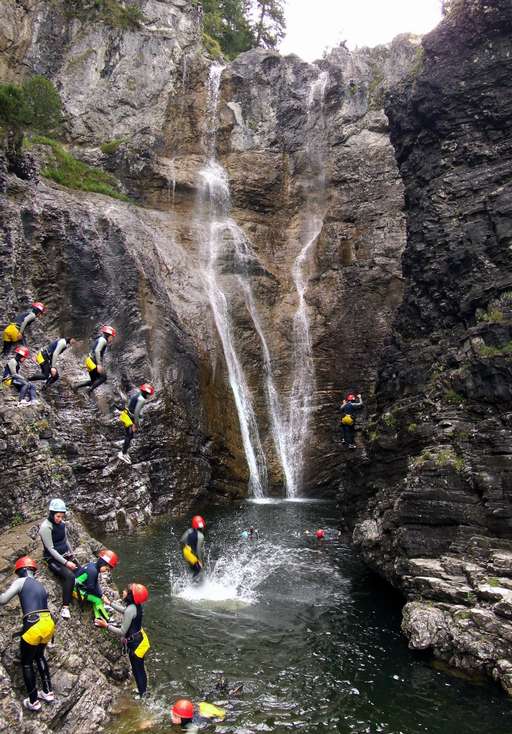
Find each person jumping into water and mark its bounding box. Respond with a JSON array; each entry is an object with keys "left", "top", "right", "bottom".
[{"left": 180, "top": 516, "right": 206, "bottom": 580}]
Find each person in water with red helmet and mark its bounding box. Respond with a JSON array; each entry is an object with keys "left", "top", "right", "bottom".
[
  {"left": 74, "top": 325, "right": 116, "bottom": 395},
  {"left": 170, "top": 698, "right": 225, "bottom": 730},
  {"left": 180, "top": 516, "right": 206, "bottom": 580},
  {"left": 117, "top": 383, "right": 155, "bottom": 465},
  {"left": 74, "top": 549, "right": 119, "bottom": 621},
  {"left": 95, "top": 582, "right": 150, "bottom": 698},
  {"left": 340, "top": 392, "right": 363, "bottom": 449},
  {"left": 0, "top": 556, "right": 55, "bottom": 712},
  {"left": 2, "top": 301, "right": 45, "bottom": 355},
  {"left": 2, "top": 345, "right": 37, "bottom": 404}
]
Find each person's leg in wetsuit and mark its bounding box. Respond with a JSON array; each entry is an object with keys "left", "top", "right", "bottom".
[
  {"left": 76, "top": 368, "right": 107, "bottom": 394},
  {"left": 128, "top": 649, "right": 147, "bottom": 696},
  {"left": 47, "top": 561, "right": 75, "bottom": 607},
  {"left": 122, "top": 426, "right": 134, "bottom": 455}
]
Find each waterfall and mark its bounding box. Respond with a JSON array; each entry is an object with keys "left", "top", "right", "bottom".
[{"left": 285, "top": 71, "right": 329, "bottom": 498}]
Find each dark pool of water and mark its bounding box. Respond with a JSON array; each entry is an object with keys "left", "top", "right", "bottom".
[{"left": 103, "top": 500, "right": 511, "bottom": 733}]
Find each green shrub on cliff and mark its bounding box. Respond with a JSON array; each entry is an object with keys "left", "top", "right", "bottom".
[
  {"left": 64, "top": 0, "right": 145, "bottom": 30},
  {"left": 0, "top": 75, "right": 61, "bottom": 152},
  {"left": 29, "top": 135, "right": 129, "bottom": 201}
]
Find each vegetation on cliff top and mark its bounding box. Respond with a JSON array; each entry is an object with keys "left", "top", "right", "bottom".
[
  {"left": 64, "top": 0, "right": 146, "bottom": 29},
  {"left": 0, "top": 75, "right": 61, "bottom": 152}
]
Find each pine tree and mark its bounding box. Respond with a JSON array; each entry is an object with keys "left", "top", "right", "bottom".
[{"left": 253, "top": 0, "right": 286, "bottom": 49}]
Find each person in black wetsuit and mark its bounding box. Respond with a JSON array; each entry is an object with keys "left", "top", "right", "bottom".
[
  {"left": 180, "top": 516, "right": 206, "bottom": 579},
  {"left": 30, "top": 337, "right": 77, "bottom": 389},
  {"left": 117, "top": 383, "right": 155, "bottom": 465},
  {"left": 39, "top": 498, "right": 77, "bottom": 620},
  {"left": 74, "top": 325, "right": 116, "bottom": 395},
  {"left": 2, "top": 302, "right": 45, "bottom": 355},
  {"left": 340, "top": 392, "right": 363, "bottom": 449},
  {"left": 95, "top": 583, "right": 150, "bottom": 697},
  {"left": 170, "top": 698, "right": 225, "bottom": 730},
  {"left": 0, "top": 556, "right": 55, "bottom": 712},
  {"left": 74, "top": 549, "right": 119, "bottom": 621},
  {"left": 2, "top": 345, "right": 37, "bottom": 405}
]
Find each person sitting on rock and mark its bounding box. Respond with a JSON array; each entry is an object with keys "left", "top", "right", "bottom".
[
  {"left": 180, "top": 516, "right": 206, "bottom": 580},
  {"left": 95, "top": 583, "right": 150, "bottom": 698},
  {"left": 39, "top": 498, "right": 78, "bottom": 620},
  {"left": 74, "top": 325, "right": 116, "bottom": 395},
  {"left": 117, "top": 383, "right": 155, "bottom": 465},
  {"left": 340, "top": 392, "right": 363, "bottom": 449},
  {"left": 2, "top": 302, "right": 45, "bottom": 355},
  {"left": 2, "top": 345, "right": 37, "bottom": 405},
  {"left": 170, "top": 698, "right": 225, "bottom": 731},
  {"left": 74, "top": 549, "right": 119, "bottom": 621},
  {"left": 0, "top": 556, "right": 55, "bottom": 712},
  {"left": 30, "top": 336, "right": 77, "bottom": 389}
]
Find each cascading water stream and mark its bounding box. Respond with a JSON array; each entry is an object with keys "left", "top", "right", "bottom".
[{"left": 285, "top": 71, "right": 329, "bottom": 498}]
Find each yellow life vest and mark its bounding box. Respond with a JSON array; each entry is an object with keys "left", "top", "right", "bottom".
[
  {"left": 198, "top": 702, "right": 225, "bottom": 720},
  {"left": 134, "top": 628, "right": 150, "bottom": 658},
  {"left": 35, "top": 351, "right": 45, "bottom": 365},
  {"left": 21, "top": 612, "right": 55, "bottom": 646},
  {"left": 341, "top": 414, "right": 354, "bottom": 426},
  {"left": 85, "top": 355, "right": 97, "bottom": 372},
  {"left": 182, "top": 545, "right": 199, "bottom": 566},
  {"left": 119, "top": 409, "right": 134, "bottom": 428},
  {"left": 2, "top": 323, "right": 22, "bottom": 343}
]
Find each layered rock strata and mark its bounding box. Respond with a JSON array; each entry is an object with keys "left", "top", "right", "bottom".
[{"left": 350, "top": 0, "right": 512, "bottom": 692}]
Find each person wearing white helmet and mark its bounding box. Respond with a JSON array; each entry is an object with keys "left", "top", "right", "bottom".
[
  {"left": 74, "top": 325, "right": 116, "bottom": 395},
  {"left": 39, "top": 499, "right": 77, "bottom": 619}
]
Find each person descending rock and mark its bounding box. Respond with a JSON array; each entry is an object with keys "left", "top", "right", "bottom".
[
  {"left": 170, "top": 698, "right": 225, "bottom": 731},
  {"left": 180, "top": 516, "right": 206, "bottom": 580},
  {"left": 0, "top": 557, "right": 55, "bottom": 712},
  {"left": 95, "top": 583, "right": 150, "bottom": 698},
  {"left": 340, "top": 392, "right": 363, "bottom": 449},
  {"left": 117, "top": 383, "right": 155, "bottom": 465},
  {"left": 39, "top": 498, "right": 77, "bottom": 620},
  {"left": 74, "top": 325, "right": 116, "bottom": 395},
  {"left": 2, "top": 345, "right": 37, "bottom": 405},
  {"left": 30, "top": 337, "right": 77, "bottom": 389},
  {"left": 74, "top": 549, "right": 119, "bottom": 620},
  {"left": 2, "top": 302, "right": 45, "bottom": 355}
]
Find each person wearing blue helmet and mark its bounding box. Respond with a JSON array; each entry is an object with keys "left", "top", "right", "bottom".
[{"left": 39, "top": 499, "right": 77, "bottom": 619}]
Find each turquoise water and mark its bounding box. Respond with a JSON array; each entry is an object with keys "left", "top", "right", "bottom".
[{"left": 104, "top": 500, "right": 511, "bottom": 733}]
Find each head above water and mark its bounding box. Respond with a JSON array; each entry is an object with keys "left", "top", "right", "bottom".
[
  {"left": 171, "top": 699, "right": 194, "bottom": 724},
  {"left": 315, "top": 529, "right": 325, "bottom": 539}
]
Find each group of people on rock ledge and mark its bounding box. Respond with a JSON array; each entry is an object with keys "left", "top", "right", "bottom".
[
  {"left": 2, "top": 301, "right": 155, "bottom": 465},
  {"left": 0, "top": 501, "right": 215, "bottom": 730}
]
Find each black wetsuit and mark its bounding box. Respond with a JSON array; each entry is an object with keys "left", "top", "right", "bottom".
[
  {"left": 30, "top": 338, "right": 70, "bottom": 387},
  {"left": 2, "top": 355, "right": 36, "bottom": 402},
  {"left": 121, "top": 389, "right": 146, "bottom": 455},
  {"left": 340, "top": 397, "right": 363, "bottom": 446},
  {"left": 75, "top": 335, "right": 109, "bottom": 393},
  {"left": 40, "top": 516, "right": 76, "bottom": 606},
  {"left": 2, "top": 309, "right": 36, "bottom": 354},
  {"left": 107, "top": 599, "right": 148, "bottom": 695}
]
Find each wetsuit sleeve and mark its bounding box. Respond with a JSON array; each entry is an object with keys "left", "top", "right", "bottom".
[
  {"left": 353, "top": 397, "right": 363, "bottom": 409},
  {"left": 40, "top": 522, "right": 69, "bottom": 565},
  {"left": 93, "top": 336, "right": 107, "bottom": 366},
  {"left": 132, "top": 396, "right": 145, "bottom": 423},
  {"left": 51, "top": 338, "right": 67, "bottom": 368},
  {"left": 107, "top": 604, "right": 137, "bottom": 637},
  {"left": 0, "top": 577, "right": 25, "bottom": 604},
  {"left": 6, "top": 358, "right": 17, "bottom": 376},
  {"left": 110, "top": 600, "right": 126, "bottom": 614},
  {"left": 18, "top": 311, "right": 35, "bottom": 336},
  {"left": 180, "top": 530, "right": 190, "bottom": 547}
]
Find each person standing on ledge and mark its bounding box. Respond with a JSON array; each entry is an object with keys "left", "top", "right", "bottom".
[
  {"left": 0, "top": 557, "right": 55, "bottom": 712},
  {"left": 74, "top": 325, "right": 116, "bottom": 395},
  {"left": 95, "top": 583, "right": 150, "bottom": 698},
  {"left": 180, "top": 516, "right": 206, "bottom": 580},
  {"left": 30, "top": 336, "right": 77, "bottom": 389},
  {"left": 2, "top": 302, "right": 45, "bottom": 355},
  {"left": 117, "top": 383, "right": 155, "bottom": 465},
  {"left": 39, "top": 498, "right": 77, "bottom": 620},
  {"left": 340, "top": 392, "right": 363, "bottom": 449}
]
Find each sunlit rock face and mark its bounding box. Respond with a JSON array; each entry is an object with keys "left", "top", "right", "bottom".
[{"left": 348, "top": 0, "right": 512, "bottom": 693}]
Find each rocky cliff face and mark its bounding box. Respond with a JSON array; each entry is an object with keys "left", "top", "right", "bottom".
[
  {"left": 350, "top": 0, "right": 512, "bottom": 694},
  {"left": 0, "top": 0, "right": 413, "bottom": 508}
]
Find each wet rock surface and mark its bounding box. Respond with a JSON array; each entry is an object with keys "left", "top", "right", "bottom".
[
  {"left": 0, "top": 519, "right": 129, "bottom": 732},
  {"left": 347, "top": 0, "right": 512, "bottom": 693}
]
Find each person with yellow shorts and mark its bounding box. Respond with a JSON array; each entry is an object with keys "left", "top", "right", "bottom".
[
  {"left": 0, "top": 556, "right": 55, "bottom": 712},
  {"left": 2, "top": 302, "right": 45, "bottom": 355},
  {"left": 95, "top": 583, "right": 150, "bottom": 698}
]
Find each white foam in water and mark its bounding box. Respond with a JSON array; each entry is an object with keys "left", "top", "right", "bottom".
[{"left": 171, "top": 543, "right": 289, "bottom": 605}]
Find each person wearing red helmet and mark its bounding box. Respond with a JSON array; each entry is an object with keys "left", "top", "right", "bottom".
[
  {"left": 95, "top": 582, "right": 150, "bottom": 697},
  {"left": 339, "top": 392, "right": 363, "bottom": 449},
  {"left": 2, "top": 302, "right": 45, "bottom": 355},
  {"left": 170, "top": 698, "right": 225, "bottom": 729},
  {"left": 0, "top": 556, "right": 55, "bottom": 712},
  {"left": 117, "top": 383, "right": 155, "bottom": 465},
  {"left": 74, "top": 325, "right": 116, "bottom": 395},
  {"left": 180, "top": 516, "right": 206, "bottom": 580},
  {"left": 74, "top": 549, "right": 119, "bottom": 621},
  {"left": 2, "top": 344, "right": 37, "bottom": 405}
]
